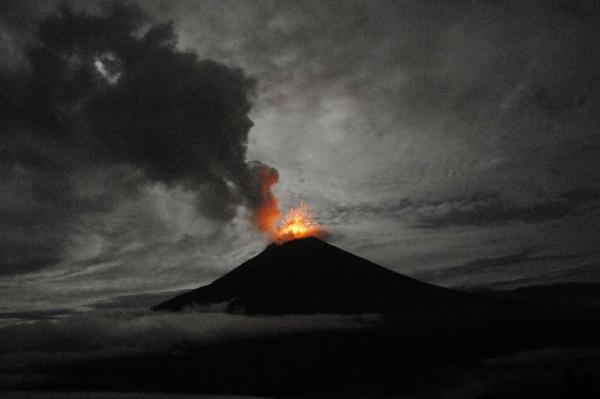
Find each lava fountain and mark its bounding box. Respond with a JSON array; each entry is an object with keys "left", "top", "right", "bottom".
[
  {"left": 275, "top": 201, "right": 323, "bottom": 242},
  {"left": 249, "top": 166, "right": 323, "bottom": 242}
]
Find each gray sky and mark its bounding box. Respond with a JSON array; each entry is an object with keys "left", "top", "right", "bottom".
[{"left": 1, "top": 0, "right": 599, "bottom": 319}]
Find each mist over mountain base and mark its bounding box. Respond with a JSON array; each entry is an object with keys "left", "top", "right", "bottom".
[
  {"left": 1, "top": 303, "right": 599, "bottom": 398},
  {"left": 2, "top": 238, "right": 599, "bottom": 397}
]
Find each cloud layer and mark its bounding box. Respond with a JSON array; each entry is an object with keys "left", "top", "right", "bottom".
[{"left": 0, "top": 309, "right": 380, "bottom": 388}]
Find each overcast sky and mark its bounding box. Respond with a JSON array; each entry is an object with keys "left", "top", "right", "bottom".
[{"left": 1, "top": 0, "right": 600, "bottom": 320}]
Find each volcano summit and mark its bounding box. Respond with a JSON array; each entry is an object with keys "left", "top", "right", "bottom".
[{"left": 153, "top": 237, "right": 464, "bottom": 314}]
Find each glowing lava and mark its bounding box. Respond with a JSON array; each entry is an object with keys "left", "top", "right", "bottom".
[{"left": 276, "top": 201, "right": 322, "bottom": 242}]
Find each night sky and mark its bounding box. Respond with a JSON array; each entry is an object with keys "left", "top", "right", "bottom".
[{"left": 1, "top": 0, "right": 600, "bottom": 321}]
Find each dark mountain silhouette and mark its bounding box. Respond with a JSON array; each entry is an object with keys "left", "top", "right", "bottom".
[
  {"left": 4, "top": 237, "right": 600, "bottom": 397},
  {"left": 153, "top": 236, "right": 467, "bottom": 314}
]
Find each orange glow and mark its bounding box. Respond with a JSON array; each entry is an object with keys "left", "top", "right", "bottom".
[
  {"left": 275, "top": 201, "right": 322, "bottom": 242},
  {"left": 253, "top": 166, "right": 281, "bottom": 235}
]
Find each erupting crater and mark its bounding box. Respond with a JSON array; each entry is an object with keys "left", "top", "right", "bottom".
[{"left": 275, "top": 201, "right": 323, "bottom": 243}]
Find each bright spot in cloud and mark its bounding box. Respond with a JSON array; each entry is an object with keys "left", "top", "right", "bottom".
[{"left": 94, "top": 52, "right": 122, "bottom": 85}]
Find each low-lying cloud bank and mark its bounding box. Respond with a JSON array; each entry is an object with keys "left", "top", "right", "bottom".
[
  {"left": 0, "top": 309, "right": 381, "bottom": 387},
  {"left": 0, "top": 309, "right": 381, "bottom": 352}
]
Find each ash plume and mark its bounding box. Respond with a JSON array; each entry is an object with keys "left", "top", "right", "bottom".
[
  {"left": 0, "top": 2, "right": 279, "bottom": 273},
  {"left": 246, "top": 161, "right": 281, "bottom": 235}
]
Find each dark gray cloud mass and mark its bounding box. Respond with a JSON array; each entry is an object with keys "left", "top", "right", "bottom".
[
  {"left": 412, "top": 249, "right": 600, "bottom": 289},
  {"left": 0, "top": 2, "right": 276, "bottom": 277},
  {"left": 1, "top": 0, "right": 600, "bottom": 318},
  {"left": 417, "top": 189, "right": 600, "bottom": 228}
]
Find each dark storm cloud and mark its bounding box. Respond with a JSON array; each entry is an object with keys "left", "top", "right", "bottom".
[
  {"left": 417, "top": 189, "right": 600, "bottom": 228},
  {"left": 412, "top": 249, "right": 600, "bottom": 289},
  {"left": 0, "top": 307, "right": 72, "bottom": 321},
  {"left": 560, "top": 188, "right": 600, "bottom": 202},
  {"left": 209, "top": 0, "right": 600, "bottom": 215},
  {"left": 0, "top": 2, "right": 276, "bottom": 275},
  {"left": 413, "top": 251, "right": 577, "bottom": 281},
  {"left": 87, "top": 290, "right": 185, "bottom": 311},
  {"left": 0, "top": 257, "right": 60, "bottom": 277},
  {"left": 490, "top": 260, "right": 600, "bottom": 290},
  {"left": 324, "top": 188, "right": 599, "bottom": 229}
]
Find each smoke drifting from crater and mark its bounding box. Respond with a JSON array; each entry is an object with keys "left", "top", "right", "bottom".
[
  {"left": 247, "top": 161, "right": 281, "bottom": 235},
  {"left": 0, "top": 2, "right": 279, "bottom": 271}
]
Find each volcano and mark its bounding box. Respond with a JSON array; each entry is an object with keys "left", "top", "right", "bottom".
[
  {"left": 13, "top": 237, "right": 600, "bottom": 397},
  {"left": 153, "top": 236, "right": 465, "bottom": 314}
]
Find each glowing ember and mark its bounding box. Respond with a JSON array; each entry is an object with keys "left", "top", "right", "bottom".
[{"left": 275, "top": 201, "right": 322, "bottom": 242}]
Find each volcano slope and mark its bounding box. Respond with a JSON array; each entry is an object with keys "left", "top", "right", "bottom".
[
  {"left": 153, "top": 236, "right": 469, "bottom": 314},
  {"left": 148, "top": 237, "right": 600, "bottom": 396}
]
